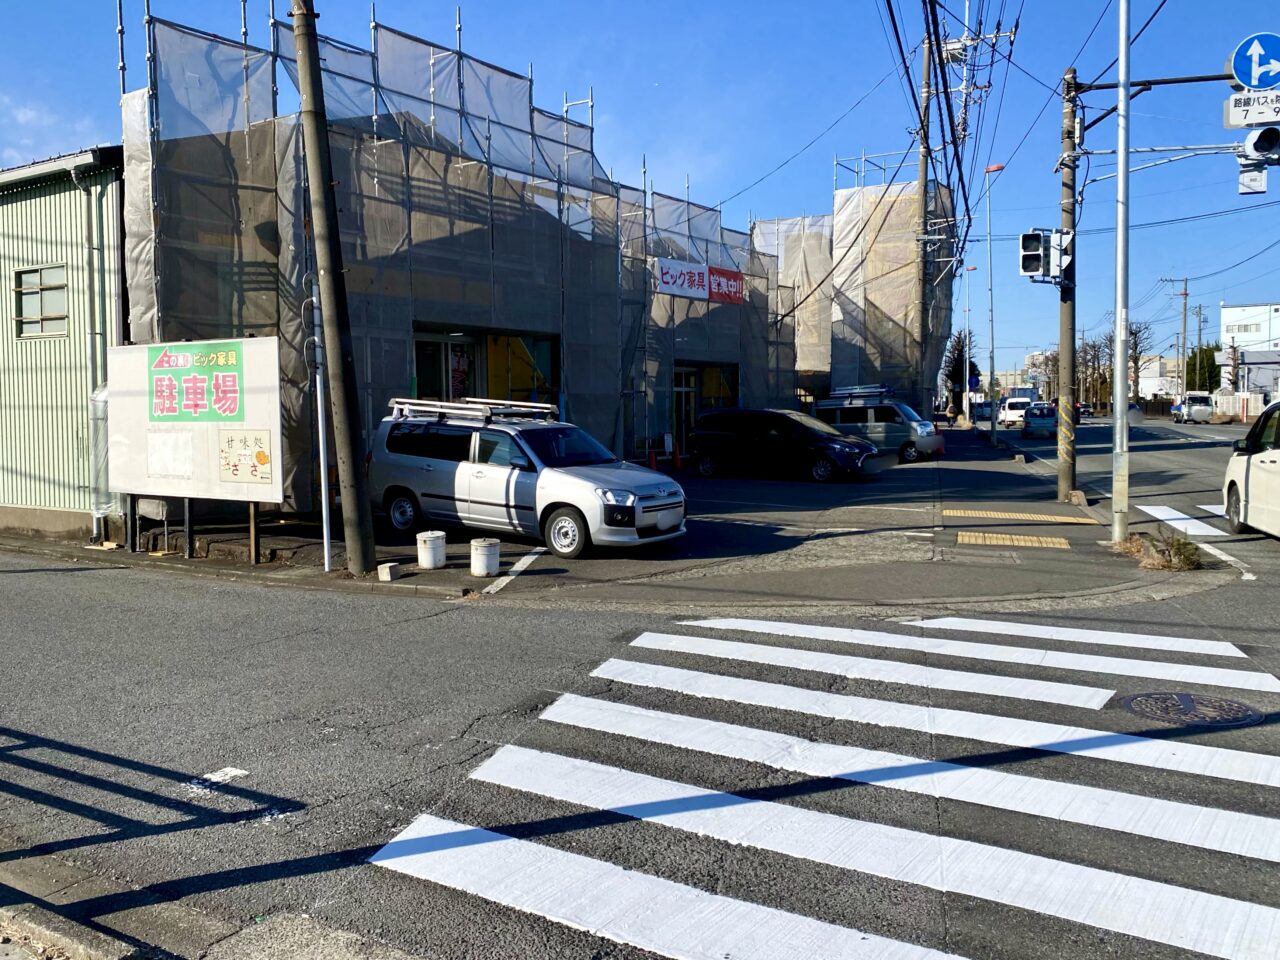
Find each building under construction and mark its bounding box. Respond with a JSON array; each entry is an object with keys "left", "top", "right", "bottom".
[{"left": 121, "top": 14, "right": 797, "bottom": 511}]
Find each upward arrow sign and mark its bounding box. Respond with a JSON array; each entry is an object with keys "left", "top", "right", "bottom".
[{"left": 1248, "top": 38, "right": 1280, "bottom": 87}]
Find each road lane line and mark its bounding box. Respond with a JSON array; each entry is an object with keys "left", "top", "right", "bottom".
[
  {"left": 905, "top": 616, "right": 1243, "bottom": 657},
  {"left": 596, "top": 657, "right": 1280, "bottom": 788},
  {"left": 371, "top": 811, "right": 965, "bottom": 960},
  {"left": 1135, "top": 504, "right": 1227, "bottom": 537},
  {"left": 542, "top": 695, "right": 1280, "bottom": 863},
  {"left": 629, "top": 632, "right": 1112, "bottom": 709},
  {"left": 481, "top": 547, "right": 546, "bottom": 595},
  {"left": 685, "top": 619, "right": 1280, "bottom": 694},
  {"left": 476, "top": 745, "right": 1280, "bottom": 960},
  {"left": 1200, "top": 542, "right": 1258, "bottom": 582}
]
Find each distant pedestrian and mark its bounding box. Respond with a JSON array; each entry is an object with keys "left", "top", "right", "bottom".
[{"left": 945, "top": 402, "right": 957, "bottom": 427}]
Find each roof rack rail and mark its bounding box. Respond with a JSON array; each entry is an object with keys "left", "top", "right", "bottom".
[
  {"left": 829, "top": 384, "right": 896, "bottom": 399},
  {"left": 387, "top": 397, "right": 561, "bottom": 423}
]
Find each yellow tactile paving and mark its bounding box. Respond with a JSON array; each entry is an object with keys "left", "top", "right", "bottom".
[
  {"left": 957, "top": 531, "right": 1071, "bottom": 550},
  {"left": 943, "top": 509, "right": 1098, "bottom": 525}
]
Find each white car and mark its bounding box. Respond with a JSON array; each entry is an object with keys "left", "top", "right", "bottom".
[
  {"left": 1000, "top": 398, "right": 1031, "bottom": 428},
  {"left": 1173, "top": 393, "right": 1213, "bottom": 424},
  {"left": 368, "top": 398, "right": 686, "bottom": 558},
  {"left": 1223, "top": 400, "right": 1280, "bottom": 538}
]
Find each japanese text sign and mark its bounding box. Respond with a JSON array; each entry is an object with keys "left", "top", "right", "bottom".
[
  {"left": 149, "top": 342, "right": 245, "bottom": 422},
  {"left": 656, "top": 258, "right": 709, "bottom": 300},
  {"left": 709, "top": 267, "right": 745, "bottom": 304}
]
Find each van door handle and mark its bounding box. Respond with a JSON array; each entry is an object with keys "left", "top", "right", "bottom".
[
  {"left": 473, "top": 469, "right": 486, "bottom": 478},
  {"left": 420, "top": 464, "right": 434, "bottom": 472}
]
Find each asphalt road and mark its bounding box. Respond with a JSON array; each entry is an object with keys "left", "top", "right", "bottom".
[{"left": 0, "top": 428, "right": 1277, "bottom": 960}]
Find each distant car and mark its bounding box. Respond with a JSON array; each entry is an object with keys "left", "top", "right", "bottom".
[
  {"left": 1000, "top": 397, "right": 1031, "bottom": 428},
  {"left": 689, "top": 408, "right": 878, "bottom": 483},
  {"left": 1223, "top": 400, "right": 1280, "bottom": 538},
  {"left": 1173, "top": 392, "right": 1213, "bottom": 424},
  {"left": 1021, "top": 402, "right": 1057, "bottom": 438},
  {"left": 1079, "top": 403, "right": 1095, "bottom": 418},
  {"left": 813, "top": 390, "right": 944, "bottom": 464},
  {"left": 971, "top": 400, "right": 993, "bottom": 422}
]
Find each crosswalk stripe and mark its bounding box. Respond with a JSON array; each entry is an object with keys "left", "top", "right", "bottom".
[
  {"left": 686, "top": 618, "right": 1280, "bottom": 694},
  {"left": 597, "top": 657, "right": 1280, "bottom": 788},
  {"left": 905, "top": 616, "right": 1244, "bottom": 657},
  {"left": 1136, "top": 504, "right": 1227, "bottom": 537},
  {"left": 1199, "top": 504, "right": 1229, "bottom": 518},
  {"left": 542, "top": 694, "right": 1280, "bottom": 863},
  {"left": 629, "top": 632, "right": 1112, "bottom": 709},
  {"left": 371, "top": 812, "right": 966, "bottom": 960},
  {"left": 475, "top": 745, "right": 1280, "bottom": 960}
]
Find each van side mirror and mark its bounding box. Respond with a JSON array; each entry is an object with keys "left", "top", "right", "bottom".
[
  {"left": 510, "top": 454, "right": 531, "bottom": 470},
  {"left": 1233, "top": 439, "right": 1250, "bottom": 455}
]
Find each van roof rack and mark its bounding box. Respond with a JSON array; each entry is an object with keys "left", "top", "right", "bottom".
[
  {"left": 388, "top": 397, "right": 561, "bottom": 423},
  {"left": 829, "top": 384, "right": 895, "bottom": 399}
]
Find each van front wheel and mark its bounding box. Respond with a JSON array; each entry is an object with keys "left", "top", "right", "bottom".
[{"left": 899, "top": 443, "right": 920, "bottom": 464}]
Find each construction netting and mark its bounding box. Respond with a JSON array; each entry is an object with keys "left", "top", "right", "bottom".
[
  {"left": 752, "top": 216, "right": 833, "bottom": 386},
  {"left": 829, "top": 183, "right": 953, "bottom": 407},
  {"left": 123, "top": 16, "right": 792, "bottom": 509}
]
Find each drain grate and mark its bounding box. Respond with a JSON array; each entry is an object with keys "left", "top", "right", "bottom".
[{"left": 1121, "top": 692, "right": 1264, "bottom": 729}]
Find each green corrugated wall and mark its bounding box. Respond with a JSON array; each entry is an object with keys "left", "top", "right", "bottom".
[{"left": 0, "top": 167, "right": 121, "bottom": 515}]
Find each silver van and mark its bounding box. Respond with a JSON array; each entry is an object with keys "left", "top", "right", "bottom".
[
  {"left": 813, "top": 387, "right": 944, "bottom": 463},
  {"left": 367, "top": 398, "right": 685, "bottom": 559}
]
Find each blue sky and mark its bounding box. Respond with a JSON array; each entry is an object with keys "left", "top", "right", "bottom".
[{"left": 2, "top": 2, "right": 1276, "bottom": 371}]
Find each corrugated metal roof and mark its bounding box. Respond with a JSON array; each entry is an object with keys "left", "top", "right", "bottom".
[{"left": 0, "top": 146, "right": 123, "bottom": 188}]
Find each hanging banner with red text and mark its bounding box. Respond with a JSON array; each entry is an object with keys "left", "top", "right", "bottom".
[
  {"left": 655, "top": 258, "right": 708, "bottom": 300},
  {"left": 709, "top": 266, "right": 745, "bottom": 304}
]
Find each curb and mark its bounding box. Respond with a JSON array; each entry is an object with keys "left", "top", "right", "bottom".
[{"left": 0, "top": 904, "right": 142, "bottom": 960}]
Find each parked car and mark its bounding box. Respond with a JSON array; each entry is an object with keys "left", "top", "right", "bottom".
[
  {"left": 1021, "top": 402, "right": 1057, "bottom": 438},
  {"left": 1173, "top": 392, "right": 1213, "bottom": 424},
  {"left": 1223, "top": 400, "right": 1280, "bottom": 538},
  {"left": 689, "top": 408, "right": 878, "bottom": 482},
  {"left": 1000, "top": 397, "right": 1032, "bottom": 428},
  {"left": 813, "top": 387, "right": 944, "bottom": 463},
  {"left": 368, "top": 398, "right": 685, "bottom": 559}
]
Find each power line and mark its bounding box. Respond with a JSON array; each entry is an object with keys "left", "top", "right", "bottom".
[
  {"left": 1087, "top": 0, "right": 1170, "bottom": 86},
  {"left": 990, "top": 198, "right": 1280, "bottom": 240},
  {"left": 1186, "top": 236, "right": 1280, "bottom": 282}
]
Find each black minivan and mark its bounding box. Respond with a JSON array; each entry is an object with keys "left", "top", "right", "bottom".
[{"left": 688, "top": 408, "right": 878, "bottom": 483}]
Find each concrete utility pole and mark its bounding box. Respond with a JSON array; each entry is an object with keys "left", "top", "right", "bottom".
[
  {"left": 985, "top": 163, "right": 1003, "bottom": 444},
  {"left": 1057, "top": 68, "right": 1078, "bottom": 501},
  {"left": 1194, "top": 303, "right": 1204, "bottom": 390},
  {"left": 1179, "top": 278, "right": 1188, "bottom": 395},
  {"left": 917, "top": 39, "right": 933, "bottom": 415},
  {"left": 1111, "top": 0, "right": 1131, "bottom": 542},
  {"left": 291, "top": 0, "right": 377, "bottom": 576}
]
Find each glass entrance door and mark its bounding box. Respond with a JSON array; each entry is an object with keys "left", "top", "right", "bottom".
[{"left": 415, "top": 337, "right": 478, "bottom": 400}]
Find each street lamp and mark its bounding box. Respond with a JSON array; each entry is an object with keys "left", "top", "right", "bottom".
[{"left": 984, "top": 163, "right": 1005, "bottom": 443}]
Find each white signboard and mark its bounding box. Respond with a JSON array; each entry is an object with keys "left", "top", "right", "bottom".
[
  {"left": 1225, "top": 90, "right": 1280, "bottom": 128},
  {"left": 108, "top": 337, "right": 284, "bottom": 503},
  {"left": 655, "top": 258, "right": 709, "bottom": 300}
]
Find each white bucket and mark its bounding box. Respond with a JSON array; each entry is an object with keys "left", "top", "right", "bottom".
[
  {"left": 416, "top": 530, "right": 446, "bottom": 570},
  {"left": 470, "top": 538, "right": 500, "bottom": 577}
]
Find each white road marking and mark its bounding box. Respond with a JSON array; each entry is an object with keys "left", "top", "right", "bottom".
[
  {"left": 1200, "top": 542, "right": 1259, "bottom": 582},
  {"left": 906, "top": 616, "right": 1243, "bottom": 657},
  {"left": 480, "top": 547, "right": 546, "bottom": 595},
  {"left": 542, "top": 695, "right": 1280, "bottom": 863},
  {"left": 1135, "top": 504, "right": 1227, "bottom": 537},
  {"left": 597, "top": 658, "right": 1280, "bottom": 788},
  {"left": 686, "top": 618, "right": 1280, "bottom": 694},
  {"left": 371, "top": 812, "right": 965, "bottom": 960},
  {"left": 629, "top": 632, "right": 1112, "bottom": 709},
  {"left": 1198, "top": 504, "right": 1228, "bottom": 518},
  {"left": 476, "top": 745, "right": 1280, "bottom": 960},
  {"left": 184, "top": 767, "right": 248, "bottom": 794}
]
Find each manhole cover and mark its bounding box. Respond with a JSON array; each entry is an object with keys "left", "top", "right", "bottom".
[{"left": 1121, "top": 692, "right": 1264, "bottom": 729}]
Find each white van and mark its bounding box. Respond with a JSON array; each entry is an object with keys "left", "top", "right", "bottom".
[
  {"left": 1000, "top": 397, "right": 1031, "bottom": 428},
  {"left": 1223, "top": 400, "right": 1280, "bottom": 538}
]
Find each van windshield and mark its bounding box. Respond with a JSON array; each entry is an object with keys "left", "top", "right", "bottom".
[{"left": 522, "top": 425, "right": 619, "bottom": 468}]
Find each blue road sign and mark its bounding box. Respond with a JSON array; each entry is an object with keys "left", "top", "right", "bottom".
[
  {"left": 1232, "top": 33, "right": 1280, "bottom": 91},
  {"left": 968, "top": 374, "right": 981, "bottom": 391}
]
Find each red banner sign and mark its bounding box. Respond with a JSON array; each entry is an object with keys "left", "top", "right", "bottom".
[{"left": 709, "top": 266, "right": 745, "bottom": 304}]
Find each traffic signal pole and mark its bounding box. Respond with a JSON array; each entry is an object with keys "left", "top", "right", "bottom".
[
  {"left": 1057, "top": 68, "right": 1078, "bottom": 502},
  {"left": 1110, "top": 0, "right": 1131, "bottom": 542}
]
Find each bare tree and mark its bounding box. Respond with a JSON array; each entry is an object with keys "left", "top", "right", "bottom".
[{"left": 1128, "top": 322, "right": 1154, "bottom": 401}]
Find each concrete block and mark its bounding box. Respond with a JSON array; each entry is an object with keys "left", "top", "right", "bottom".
[{"left": 377, "top": 562, "right": 401, "bottom": 582}]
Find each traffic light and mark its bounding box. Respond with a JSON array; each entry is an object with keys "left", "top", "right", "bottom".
[
  {"left": 1019, "top": 232, "right": 1048, "bottom": 277},
  {"left": 1049, "top": 229, "right": 1073, "bottom": 278},
  {"left": 1243, "top": 126, "right": 1280, "bottom": 163}
]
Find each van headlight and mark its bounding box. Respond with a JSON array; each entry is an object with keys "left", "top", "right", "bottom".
[
  {"left": 595, "top": 488, "right": 637, "bottom": 506},
  {"left": 914, "top": 422, "right": 935, "bottom": 437}
]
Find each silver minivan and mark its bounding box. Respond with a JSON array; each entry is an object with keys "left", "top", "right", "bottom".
[
  {"left": 813, "top": 388, "right": 943, "bottom": 463},
  {"left": 367, "top": 398, "right": 685, "bottom": 559}
]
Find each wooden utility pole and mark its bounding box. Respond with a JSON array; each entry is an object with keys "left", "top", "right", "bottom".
[
  {"left": 291, "top": 0, "right": 377, "bottom": 576},
  {"left": 1056, "top": 68, "right": 1078, "bottom": 501},
  {"left": 916, "top": 40, "right": 933, "bottom": 415}
]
